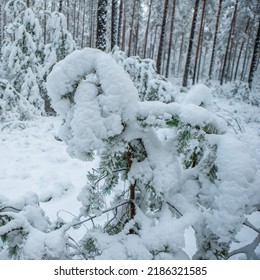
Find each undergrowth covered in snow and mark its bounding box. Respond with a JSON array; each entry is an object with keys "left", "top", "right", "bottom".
[{"left": 0, "top": 48, "right": 259, "bottom": 260}]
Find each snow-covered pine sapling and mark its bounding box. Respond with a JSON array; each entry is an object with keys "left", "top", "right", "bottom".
[{"left": 47, "top": 48, "right": 243, "bottom": 260}]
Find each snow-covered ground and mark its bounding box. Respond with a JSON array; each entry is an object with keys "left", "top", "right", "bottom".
[{"left": 0, "top": 87, "right": 259, "bottom": 259}]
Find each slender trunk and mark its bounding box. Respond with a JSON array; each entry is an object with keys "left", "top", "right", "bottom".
[
  {"left": 128, "top": 0, "right": 137, "bottom": 57},
  {"left": 0, "top": 2, "right": 3, "bottom": 51},
  {"left": 76, "top": 0, "right": 82, "bottom": 42},
  {"left": 230, "top": 43, "right": 238, "bottom": 81},
  {"left": 96, "top": 0, "right": 108, "bottom": 51},
  {"left": 177, "top": 33, "right": 184, "bottom": 77},
  {"left": 26, "top": 0, "right": 30, "bottom": 7},
  {"left": 126, "top": 150, "right": 135, "bottom": 221},
  {"left": 151, "top": 24, "right": 159, "bottom": 60},
  {"left": 156, "top": 0, "right": 169, "bottom": 74},
  {"left": 89, "top": 0, "right": 94, "bottom": 47},
  {"left": 248, "top": 18, "right": 260, "bottom": 90},
  {"left": 166, "top": 0, "right": 177, "bottom": 78},
  {"left": 81, "top": 0, "right": 86, "bottom": 48},
  {"left": 234, "top": 20, "right": 250, "bottom": 80},
  {"left": 197, "top": 28, "right": 205, "bottom": 83},
  {"left": 73, "top": 0, "right": 77, "bottom": 39},
  {"left": 117, "top": 0, "right": 123, "bottom": 47},
  {"left": 59, "top": 0, "right": 63, "bottom": 13},
  {"left": 220, "top": 0, "right": 238, "bottom": 85},
  {"left": 111, "top": 0, "right": 118, "bottom": 50},
  {"left": 143, "top": 0, "right": 153, "bottom": 59},
  {"left": 121, "top": 1, "right": 126, "bottom": 51},
  {"left": 67, "top": 0, "right": 70, "bottom": 30},
  {"left": 193, "top": 0, "right": 207, "bottom": 85},
  {"left": 134, "top": 15, "right": 140, "bottom": 56},
  {"left": 240, "top": 25, "right": 253, "bottom": 81},
  {"left": 182, "top": 0, "right": 200, "bottom": 87},
  {"left": 43, "top": 1, "right": 47, "bottom": 44},
  {"left": 208, "top": 0, "right": 222, "bottom": 80}
]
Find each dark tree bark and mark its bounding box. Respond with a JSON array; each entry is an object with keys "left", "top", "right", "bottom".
[
  {"left": 192, "top": 0, "right": 207, "bottom": 84},
  {"left": 248, "top": 18, "right": 260, "bottom": 90},
  {"left": 220, "top": 0, "right": 238, "bottom": 85},
  {"left": 182, "top": 0, "right": 200, "bottom": 87},
  {"left": 143, "top": 0, "right": 153, "bottom": 59},
  {"left": 96, "top": 0, "right": 108, "bottom": 51},
  {"left": 177, "top": 33, "right": 184, "bottom": 77},
  {"left": 166, "top": 0, "right": 177, "bottom": 78},
  {"left": 156, "top": 0, "right": 169, "bottom": 74},
  {"left": 58, "top": 0, "right": 63, "bottom": 13},
  {"left": 208, "top": 0, "right": 222, "bottom": 80},
  {"left": 111, "top": 0, "right": 118, "bottom": 50}
]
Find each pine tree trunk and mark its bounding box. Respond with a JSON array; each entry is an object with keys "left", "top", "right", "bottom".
[
  {"left": 166, "top": 0, "right": 177, "bottom": 78},
  {"left": 128, "top": 0, "right": 137, "bottom": 57},
  {"left": 248, "top": 18, "right": 260, "bottom": 90},
  {"left": 96, "top": 0, "right": 108, "bottom": 51},
  {"left": 111, "top": 0, "right": 118, "bottom": 50},
  {"left": 208, "top": 0, "right": 222, "bottom": 80},
  {"left": 156, "top": 0, "right": 169, "bottom": 74},
  {"left": 117, "top": 0, "right": 123, "bottom": 47},
  {"left": 143, "top": 0, "right": 153, "bottom": 59},
  {"left": 241, "top": 26, "right": 253, "bottom": 81},
  {"left": 0, "top": 2, "right": 3, "bottom": 52},
  {"left": 192, "top": 0, "right": 207, "bottom": 85},
  {"left": 234, "top": 20, "right": 250, "bottom": 80},
  {"left": 220, "top": 0, "right": 238, "bottom": 85},
  {"left": 81, "top": 0, "right": 86, "bottom": 48},
  {"left": 76, "top": 0, "right": 82, "bottom": 42},
  {"left": 177, "top": 33, "right": 184, "bottom": 77},
  {"left": 197, "top": 26, "right": 205, "bottom": 83},
  {"left": 182, "top": 0, "right": 200, "bottom": 87},
  {"left": 67, "top": 0, "right": 70, "bottom": 30},
  {"left": 73, "top": 0, "right": 77, "bottom": 39},
  {"left": 121, "top": 1, "right": 126, "bottom": 51},
  {"left": 59, "top": 0, "right": 63, "bottom": 13}
]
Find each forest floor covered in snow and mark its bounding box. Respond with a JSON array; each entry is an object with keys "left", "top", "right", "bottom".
[{"left": 0, "top": 84, "right": 259, "bottom": 259}]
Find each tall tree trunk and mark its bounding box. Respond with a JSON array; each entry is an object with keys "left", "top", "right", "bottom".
[
  {"left": 248, "top": 18, "right": 260, "bottom": 90},
  {"left": 76, "top": 0, "right": 82, "bottom": 42},
  {"left": 166, "top": 0, "right": 177, "bottom": 78},
  {"left": 156, "top": 0, "right": 169, "bottom": 74},
  {"left": 81, "top": 0, "right": 86, "bottom": 48},
  {"left": 197, "top": 26, "right": 205, "bottom": 83},
  {"left": 121, "top": 1, "right": 126, "bottom": 51},
  {"left": 177, "top": 33, "right": 184, "bottom": 77},
  {"left": 96, "top": 0, "right": 108, "bottom": 51},
  {"left": 59, "top": 0, "right": 63, "bottom": 13},
  {"left": 111, "top": 0, "right": 118, "bottom": 50},
  {"left": 43, "top": 0, "right": 47, "bottom": 44},
  {"left": 182, "top": 0, "right": 200, "bottom": 87},
  {"left": 151, "top": 24, "right": 159, "bottom": 59},
  {"left": 0, "top": 2, "right": 3, "bottom": 52},
  {"left": 117, "top": 0, "right": 123, "bottom": 47},
  {"left": 143, "top": 0, "right": 153, "bottom": 59},
  {"left": 192, "top": 0, "right": 207, "bottom": 84},
  {"left": 66, "top": 0, "right": 70, "bottom": 30},
  {"left": 234, "top": 19, "right": 250, "bottom": 80},
  {"left": 73, "top": 0, "right": 77, "bottom": 39},
  {"left": 220, "top": 0, "right": 238, "bottom": 85},
  {"left": 208, "top": 0, "right": 222, "bottom": 80},
  {"left": 128, "top": 0, "right": 137, "bottom": 57}
]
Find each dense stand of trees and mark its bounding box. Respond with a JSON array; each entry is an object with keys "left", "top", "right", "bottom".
[{"left": 0, "top": 0, "right": 259, "bottom": 89}]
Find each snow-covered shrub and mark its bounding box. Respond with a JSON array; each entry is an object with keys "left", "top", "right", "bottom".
[
  {"left": 0, "top": 193, "right": 71, "bottom": 259},
  {"left": 0, "top": 79, "right": 38, "bottom": 122},
  {"left": 1, "top": 4, "right": 44, "bottom": 113},
  {"left": 46, "top": 48, "right": 260, "bottom": 259},
  {"left": 111, "top": 47, "right": 176, "bottom": 103}
]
